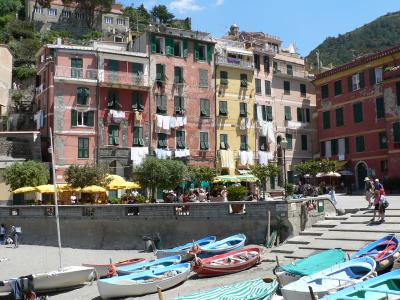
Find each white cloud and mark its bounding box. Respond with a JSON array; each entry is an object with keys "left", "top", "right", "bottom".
[
  {"left": 215, "top": 0, "right": 224, "bottom": 6},
  {"left": 169, "top": 0, "right": 203, "bottom": 14}
]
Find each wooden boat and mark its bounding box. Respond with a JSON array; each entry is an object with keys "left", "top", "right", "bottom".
[
  {"left": 117, "top": 255, "right": 181, "bottom": 275},
  {"left": 82, "top": 258, "right": 146, "bottom": 278},
  {"left": 174, "top": 277, "right": 278, "bottom": 300},
  {"left": 97, "top": 262, "right": 191, "bottom": 299},
  {"left": 192, "top": 247, "right": 261, "bottom": 277},
  {"left": 350, "top": 234, "right": 400, "bottom": 273},
  {"left": 156, "top": 235, "right": 216, "bottom": 259},
  {"left": 281, "top": 257, "right": 376, "bottom": 300},
  {"left": 198, "top": 234, "right": 246, "bottom": 256},
  {"left": 320, "top": 268, "right": 400, "bottom": 300},
  {"left": 0, "top": 266, "right": 95, "bottom": 294},
  {"left": 274, "top": 248, "right": 347, "bottom": 286}
]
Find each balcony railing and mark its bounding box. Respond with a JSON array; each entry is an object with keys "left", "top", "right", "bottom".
[
  {"left": 55, "top": 66, "right": 98, "bottom": 81},
  {"left": 216, "top": 56, "right": 254, "bottom": 69},
  {"left": 99, "top": 70, "right": 149, "bottom": 87}
]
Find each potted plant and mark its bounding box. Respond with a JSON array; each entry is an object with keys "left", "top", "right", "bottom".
[
  {"left": 135, "top": 194, "right": 146, "bottom": 204},
  {"left": 227, "top": 185, "right": 248, "bottom": 213}
]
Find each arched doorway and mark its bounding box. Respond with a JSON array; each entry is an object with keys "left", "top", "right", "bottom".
[{"left": 355, "top": 162, "right": 368, "bottom": 190}]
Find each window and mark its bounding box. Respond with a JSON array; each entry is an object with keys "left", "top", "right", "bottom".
[
  {"left": 273, "top": 61, "right": 278, "bottom": 72},
  {"left": 297, "top": 107, "right": 303, "bottom": 122},
  {"left": 305, "top": 108, "right": 310, "bottom": 122},
  {"left": 323, "top": 111, "right": 330, "bottom": 129},
  {"left": 151, "top": 36, "right": 164, "bottom": 54},
  {"left": 173, "top": 40, "right": 182, "bottom": 56},
  {"left": 321, "top": 141, "right": 325, "bottom": 157},
  {"left": 48, "top": 8, "right": 57, "bottom": 16},
  {"left": 240, "top": 74, "right": 248, "bottom": 88},
  {"left": 353, "top": 102, "right": 363, "bottom": 123},
  {"left": 176, "top": 130, "right": 186, "bottom": 149},
  {"left": 220, "top": 134, "right": 228, "bottom": 150},
  {"left": 200, "top": 132, "right": 209, "bottom": 150},
  {"left": 117, "top": 18, "right": 125, "bottom": 25},
  {"left": 34, "top": 6, "right": 43, "bottom": 14},
  {"left": 355, "top": 136, "right": 365, "bottom": 152},
  {"left": 379, "top": 132, "right": 388, "bottom": 149},
  {"left": 321, "top": 84, "right": 329, "bottom": 99},
  {"left": 300, "top": 84, "right": 306, "bottom": 97},
  {"left": 259, "top": 136, "right": 267, "bottom": 151},
  {"left": 107, "top": 90, "right": 120, "bottom": 110},
  {"left": 199, "top": 69, "right": 208, "bottom": 87},
  {"left": 71, "top": 110, "right": 94, "bottom": 127},
  {"left": 70, "top": 58, "right": 83, "bottom": 78},
  {"left": 381, "top": 160, "right": 388, "bottom": 173},
  {"left": 331, "top": 139, "right": 338, "bottom": 155},
  {"left": 284, "top": 106, "right": 292, "bottom": 120},
  {"left": 370, "top": 67, "right": 382, "bottom": 85},
  {"left": 156, "top": 95, "right": 167, "bottom": 114},
  {"left": 254, "top": 54, "right": 260, "bottom": 70},
  {"left": 157, "top": 133, "right": 168, "bottom": 148},
  {"left": 334, "top": 80, "right": 342, "bottom": 96},
  {"left": 200, "top": 99, "right": 210, "bottom": 117},
  {"left": 165, "top": 37, "right": 174, "bottom": 55},
  {"left": 174, "top": 66, "right": 184, "bottom": 84},
  {"left": 155, "top": 64, "right": 166, "bottom": 81},
  {"left": 265, "top": 80, "right": 271, "bottom": 96},
  {"left": 174, "top": 96, "right": 184, "bottom": 115},
  {"left": 219, "top": 101, "right": 228, "bottom": 116},
  {"left": 376, "top": 97, "right": 385, "bottom": 119},
  {"left": 104, "top": 16, "right": 113, "bottom": 24},
  {"left": 239, "top": 102, "right": 247, "bottom": 117},
  {"left": 194, "top": 43, "right": 206, "bottom": 61},
  {"left": 240, "top": 135, "right": 248, "bottom": 151},
  {"left": 108, "top": 125, "right": 119, "bottom": 145},
  {"left": 132, "top": 63, "right": 143, "bottom": 75},
  {"left": 393, "top": 122, "right": 400, "bottom": 143},
  {"left": 287, "top": 64, "right": 293, "bottom": 76},
  {"left": 266, "top": 106, "right": 273, "bottom": 121},
  {"left": 62, "top": 10, "right": 71, "bottom": 18},
  {"left": 220, "top": 71, "right": 228, "bottom": 85},
  {"left": 78, "top": 138, "right": 89, "bottom": 158},
  {"left": 255, "top": 79, "right": 262, "bottom": 94},
  {"left": 345, "top": 137, "right": 349, "bottom": 154},
  {"left": 108, "top": 59, "right": 119, "bottom": 72},
  {"left": 351, "top": 72, "right": 364, "bottom": 91},
  {"left": 263, "top": 56, "right": 270, "bottom": 73},
  {"left": 301, "top": 135, "right": 308, "bottom": 151},
  {"left": 396, "top": 81, "right": 400, "bottom": 106},
  {"left": 284, "top": 81, "right": 290, "bottom": 95},
  {"left": 133, "top": 127, "right": 144, "bottom": 146},
  {"left": 77, "top": 87, "right": 89, "bottom": 105},
  {"left": 286, "top": 134, "right": 293, "bottom": 150},
  {"left": 336, "top": 107, "right": 344, "bottom": 127},
  {"left": 132, "top": 92, "right": 144, "bottom": 112}
]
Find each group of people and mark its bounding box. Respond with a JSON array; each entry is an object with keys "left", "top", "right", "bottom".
[
  {"left": 365, "top": 177, "right": 387, "bottom": 223},
  {"left": 0, "top": 224, "right": 21, "bottom": 248}
]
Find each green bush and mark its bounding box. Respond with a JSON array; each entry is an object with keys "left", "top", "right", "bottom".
[
  {"left": 135, "top": 194, "right": 146, "bottom": 203},
  {"left": 226, "top": 186, "right": 248, "bottom": 201},
  {"left": 13, "top": 66, "right": 36, "bottom": 80},
  {"left": 285, "top": 183, "right": 294, "bottom": 196},
  {"left": 110, "top": 198, "right": 121, "bottom": 204},
  {"left": 210, "top": 185, "right": 224, "bottom": 197}
]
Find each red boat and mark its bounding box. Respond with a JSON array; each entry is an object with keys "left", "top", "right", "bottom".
[
  {"left": 82, "top": 258, "right": 146, "bottom": 278},
  {"left": 192, "top": 247, "right": 261, "bottom": 277}
]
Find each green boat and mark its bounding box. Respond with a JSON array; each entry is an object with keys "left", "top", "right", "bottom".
[{"left": 174, "top": 278, "right": 278, "bottom": 300}]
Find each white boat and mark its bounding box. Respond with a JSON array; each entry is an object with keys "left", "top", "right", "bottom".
[
  {"left": 0, "top": 266, "right": 95, "bottom": 294},
  {"left": 281, "top": 257, "right": 376, "bottom": 300},
  {"left": 97, "top": 263, "right": 191, "bottom": 299}
]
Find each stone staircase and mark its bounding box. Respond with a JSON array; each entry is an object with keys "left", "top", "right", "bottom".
[{"left": 265, "top": 208, "right": 400, "bottom": 264}]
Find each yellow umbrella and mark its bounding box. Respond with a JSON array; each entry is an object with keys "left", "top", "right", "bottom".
[
  {"left": 35, "top": 184, "right": 56, "bottom": 193},
  {"left": 13, "top": 186, "right": 37, "bottom": 194},
  {"left": 106, "top": 174, "right": 126, "bottom": 182},
  {"left": 58, "top": 184, "right": 81, "bottom": 192},
  {"left": 124, "top": 181, "right": 141, "bottom": 189},
  {"left": 81, "top": 185, "right": 107, "bottom": 193}
]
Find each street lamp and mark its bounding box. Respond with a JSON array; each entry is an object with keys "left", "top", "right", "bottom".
[{"left": 280, "top": 138, "right": 288, "bottom": 196}]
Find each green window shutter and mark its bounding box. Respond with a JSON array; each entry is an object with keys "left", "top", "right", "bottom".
[
  {"left": 87, "top": 111, "right": 94, "bottom": 127},
  {"left": 396, "top": 81, "right": 400, "bottom": 106},
  {"left": 265, "top": 80, "right": 271, "bottom": 95},
  {"left": 240, "top": 74, "right": 247, "bottom": 88},
  {"left": 376, "top": 97, "right": 385, "bottom": 119},
  {"left": 353, "top": 103, "right": 363, "bottom": 123},
  {"left": 138, "top": 127, "right": 144, "bottom": 146},
  {"left": 207, "top": 44, "right": 213, "bottom": 62},
  {"left": 132, "top": 63, "right": 143, "bottom": 75},
  {"left": 321, "top": 84, "right": 329, "bottom": 99},
  {"left": 183, "top": 39, "right": 189, "bottom": 57},
  {"left": 284, "top": 81, "right": 290, "bottom": 94},
  {"left": 220, "top": 71, "right": 228, "bottom": 85},
  {"left": 379, "top": 132, "right": 388, "bottom": 149},
  {"left": 194, "top": 42, "right": 199, "bottom": 60},
  {"left": 200, "top": 132, "right": 209, "bottom": 150},
  {"left": 323, "top": 111, "right": 330, "bottom": 129},
  {"left": 219, "top": 101, "right": 227, "bottom": 115},
  {"left": 78, "top": 138, "right": 89, "bottom": 158},
  {"left": 345, "top": 137, "right": 349, "bottom": 154},
  {"left": 133, "top": 127, "right": 139, "bottom": 145},
  {"left": 240, "top": 135, "right": 248, "bottom": 151},
  {"left": 321, "top": 141, "right": 325, "bottom": 157},
  {"left": 306, "top": 108, "right": 310, "bottom": 122},
  {"left": 71, "top": 58, "right": 83, "bottom": 68},
  {"left": 284, "top": 106, "right": 292, "bottom": 120},
  {"left": 334, "top": 80, "right": 342, "bottom": 96},
  {"left": 156, "top": 64, "right": 165, "bottom": 81},
  {"left": 286, "top": 134, "right": 293, "bottom": 150},
  {"left": 200, "top": 99, "right": 210, "bottom": 117},
  {"left": 71, "top": 109, "right": 77, "bottom": 127},
  {"left": 359, "top": 72, "right": 365, "bottom": 88},
  {"left": 356, "top": 136, "right": 365, "bottom": 152},
  {"left": 266, "top": 106, "right": 273, "bottom": 121},
  {"left": 108, "top": 59, "right": 119, "bottom": 72},
  {"left": 176, "top": 130, "right": 185, "bottom": 149},
  {"left": 301, "top": 135, "right": 307, "bottom": 151},
  {"left": 297, "top": 107, "right": 303, "bottom": 122},
  {"left": 348, "top": 76, "right": 353, "bottom": 92},
  {"left": 259, "top": 136, "right": 266, "bottom": 151},
  {"left": 166, "top": 37, "right": 174, "bottom": 55},
  {"left": 369, "top": 68, "right": 376, "bottom": 85},
  {"left": 331, "top": 139, "right": 338, "bottom": 155},
  {"left": 255, "top": 79, "right": 261, "bottom": 94},
  {"left": 240, "top": 102, "right": 247, "bottom": 117},
  {"left": 174, "top": 66, "right": 183, "bottom": 83},
  {"left": 151, "top": 35, "right": 157, "bottom": 53},
  {"left": 393, "top": 122, "right": 400, "bottom": 143},
  {"left": 161, "top": 95, "right": 167, "bottom": 112},
  {"left": 335, "top": 108, "right": 344, "bottom": 127},
  {"left": 199, "top": 69, "right": 208, "bottom": 87},
  {"left": 300, "top": 84, "right": 306, "bottom": 96},
  {"left": 254, "top": 54, "right": 260, "bottom": 70},
  {"left": 77, "top": 87, "right": 89, "bottom": 105},
  {"left": 263, "top": 56, "right": 270, "bottom": 72}
]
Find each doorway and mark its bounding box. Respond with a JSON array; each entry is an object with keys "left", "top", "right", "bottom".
[{"left": 356, "top": 162, "right": 367, "bottom": 190}]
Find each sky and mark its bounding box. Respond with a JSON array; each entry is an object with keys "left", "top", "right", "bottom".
[{"left": 120, "top": 0, "right": 400, "bottom": 56}]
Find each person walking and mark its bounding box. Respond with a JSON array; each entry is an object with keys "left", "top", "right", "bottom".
[
  {"left": 379, "top": 189, "right": 387, "bottom": 223},
  {"left": 374, "top": 178, "right": 384, "bottom": 191},
  {"left": 11, "top": 226, "right": 20, "bottom": 248},
  {"left": 328, "top": 187, "right": 337, "bottom": 205},
  {"left": 0, "top": 224, "right": 6, "bottom": 245},
  {"left": 364, "top": 177, "right": 374, "bottom": 208}
]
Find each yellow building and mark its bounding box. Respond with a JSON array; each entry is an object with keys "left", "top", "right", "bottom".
[{"left": 215, "top": 39, "right": 256, "bottom": 175}]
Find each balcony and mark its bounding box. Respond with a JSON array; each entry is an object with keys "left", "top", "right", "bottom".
[
  {"left": 272, "top": 63, "right": 314, "bottom": 80},
  {"left": 216, "top": 56, "right": 254, "bottom": 70},
  {"left": 99, "top": 70, "right": 150, "bottom": 89},
  {"left": 54, "top": 66, "right": 98, "bottom": 82}
]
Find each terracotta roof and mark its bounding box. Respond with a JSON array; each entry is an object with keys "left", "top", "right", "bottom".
[{"left": 315, "top": 44, "right": 400, "bottom": 80}]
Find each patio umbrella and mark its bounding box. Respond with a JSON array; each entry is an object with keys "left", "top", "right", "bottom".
[
  {"left": 81, "top": 185, "right": 107, "bottom": 193},
  {"left": 325, "top": 171, "right": 341, "bottom": 177},
  {"left": 35, "top": 184, "right": 56, "bottom": 193},
  {"left": 124, "top": 181, "right": 141, "bottom": 189},
  {"left": 236, "top": 174, "right": 259, "bottom": 182},
  {"left": 213, "top": 175, "right": 241, "bottom": 183},
  {"left": 58, "top": 184, "right": 81, "bottom": 192},
  {"left": 12, "top": 186, "right": 37, "bottom": 194}
]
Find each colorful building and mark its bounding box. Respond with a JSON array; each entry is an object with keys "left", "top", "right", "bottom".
[
  {"left": 0, "top": 44, "right": 12, "bottom": 119},
  {"left": 314, "top": 45, "right": 400, "bottom": 189}
]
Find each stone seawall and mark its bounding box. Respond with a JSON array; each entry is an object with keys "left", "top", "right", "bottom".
[{"left": 0, "top": 197, "right": 335, "bottom": 250}]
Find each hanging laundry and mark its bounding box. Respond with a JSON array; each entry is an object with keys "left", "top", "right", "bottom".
[
  {"left": 257, "top": 105, "right": 263, "bottom": 122},
  {"left": 239, "top": 118, "right": 247, "bottom": 130},
  {"left": 247, "top": 151, "right": 254, "bottom": 164},
  {"left": 183, "top": 116, "right": 187, "bottom": 125},
  {"left": 266, "top": 122, "right": 275, "bottom": 144},
  {"left": 258, "top": 151, "right": 268, "bottom": 165},
  {"left": 240, "top": 151, "right": 254, "bottom": 165},
  {"left": 34, "top": 111, "right": 41, "bottom": 130},
  {"left": 162, "top": 116, "right": 171, "bottom": 130},
  {"left": 169, "top": 116, "right": 177, "bottom": 129},
  {"left": 259, "top": 120, "right": 268, "bottom": 137},
  {"left": 156, "top": 114, "right": 163, "bottom": 129},
  {"left": 246, "top": 118, "right": 252, "bottom": 129},
  {"left": 131, "top": 147, "right": 149, "bottom": 166},
  {"left": 220, "top": 149, "right": 234, "bottom": 168},
  {"left": 110, "top": 110, "right": 126, "bottom": 123},
  {"left": 175, "top": 116, "right": 183, "bottom": 127}
]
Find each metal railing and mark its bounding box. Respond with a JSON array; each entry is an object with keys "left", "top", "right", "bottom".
[
  {"left": 99, "top": 70, "right": 149, "bottom": 87},
  {"left": 272, "top": 62, "right": 308, "bottom": 79},
  {"left": 216, "top": 56, "right": 254, "bottom": 69},
  {"left": 55, "top": 66, "right": 98, "bottom": 80}
]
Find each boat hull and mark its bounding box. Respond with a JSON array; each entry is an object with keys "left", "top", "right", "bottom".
[
  {"left": 156, "top": 236, "right": 216, "bottom": 259},
  {"left": 117, "top": 255, "right": 181, "bottom": 275},
  {"left": 199, "top": 234, "right": 246, "bottom": 256},
  {"left": 83, "top": 258, "right": 145, "bottom": 278}
]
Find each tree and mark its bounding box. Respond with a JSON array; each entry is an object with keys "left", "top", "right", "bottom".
[
  {"left": 188, "top": 166, "right": 217, "bottom": 188},
  {"left": 249, "top": 163, "right": 280, "bottom": 198},
  {"left": 162, "top": 159, "right": 188, "bottom": 191},
  {"left": 2, "top": 160, "right": 49, "bottom": 191},
  {"left": 124, "top": 4, "right": 150, "bottom": 31},
  {"left": 0, "top": 0, "right": 21, "bottom": 17},
  {"left": 64, "top": 164, "right": 109, "bottom": 188},
  {"left": 150, "top": 5, "right": 174, "bottom": 24}
]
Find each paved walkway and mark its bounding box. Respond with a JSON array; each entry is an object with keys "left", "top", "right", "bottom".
[{"left": 333, "top": 193, "right": 399, "bottom": 210}]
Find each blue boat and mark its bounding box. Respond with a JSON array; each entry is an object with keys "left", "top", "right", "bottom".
[
  {"left": 98, "top": 263, "right": 191, "bottom": 299},
  {"left": 117, "top": 255, "right": 181, "bottom": 275},
  {"left": 351, "top": 234, "right": 400, "bottom": 272},
  {"left": 321, "top": 268, "right": 400, "bottom": 300},
  {"left": 156, "top": 236, "right": 216, "bottom": 259},
  {"left": 199, "top": 234, "right": 246, "bottom": 255}
]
